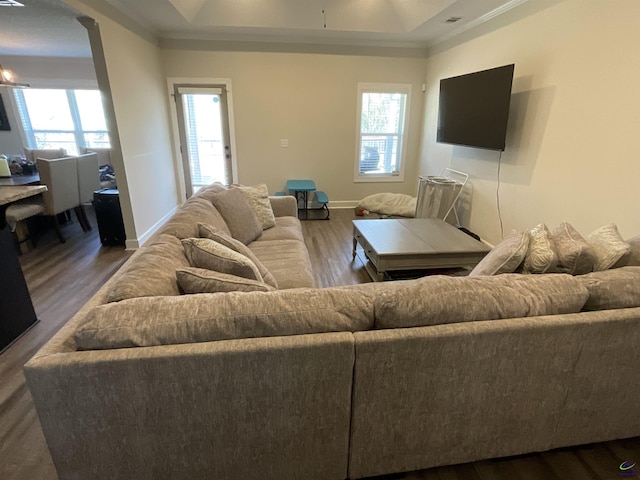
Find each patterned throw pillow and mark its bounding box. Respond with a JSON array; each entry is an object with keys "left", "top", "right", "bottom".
[
  {"left": 176, "top": 268, "right": 275, "bottom": 294},
  {"left": 233, "top": 184, "right": 277, "bottom": 230},
  {"left": 210, "top": 187, "right": 263, "bottom": 245},
  {"left": 551, "top": 222, "right": 595, "bottom": 275},
  {"left": 586, "top": 223, "right": 631, "bottom": 271},
  {"left": 523, "top": 223, "right": 557, "bottom": 274},
  {"left": 182, "top": 237, "right": 263, "bottom": 282},
  {"left": 198, "top": 223, "right": 278, "bottom": 288},
  {"left": 469, "top": 230, "right": 529, "bottom": 276}
]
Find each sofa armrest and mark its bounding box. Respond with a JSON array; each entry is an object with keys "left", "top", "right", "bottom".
[{"left": 269, "top": 195, "right": 297, "bottom": 217}]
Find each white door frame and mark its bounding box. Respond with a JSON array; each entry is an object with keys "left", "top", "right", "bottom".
[{"left": 167, "top": 77, "right": 238, "bottom": 201}]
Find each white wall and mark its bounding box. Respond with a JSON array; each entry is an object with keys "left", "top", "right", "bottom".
[
  {"left": 67, "top": 1, "right": 181, "bottom": 247},
  {"left": 420, "top": 0, "right": 640, "bottom": 245},
  {"left": 162, "top": 48, "right": 427, "bottom": 205}
]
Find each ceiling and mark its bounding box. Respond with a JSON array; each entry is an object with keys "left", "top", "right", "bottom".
[{"left": 0, "top": 0, "right": 529, "bottom": 58}]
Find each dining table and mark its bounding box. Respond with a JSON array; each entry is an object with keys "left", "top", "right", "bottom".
[{"left": 0, "top": 184, "right": 47, "bottom": 353}]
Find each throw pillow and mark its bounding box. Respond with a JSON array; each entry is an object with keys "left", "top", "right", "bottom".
[
  {"left": 468, "top": 230, "right": 528, "bottom": 276},
  {"left": 551, "top": 222, "right": 596, "bottom": 275},
  {"left": 586, "top": 223, "right": 631, "bottom": 271},
  {"left": 523, "top": 223, "right": 557, "bottom": 274},
  {"left": 578, "top": 266, "right": 640, "bottom": 311},
  {"left": 210, "top": 187, "right": 263, "bottom": 245},
  {"left": 233, "top": 184, "right": 276, "bottom": 230},
  {"left": 176, "top": 267, "right": 275, "bottom": 294},
  {"left": 198, "top": 223, "right": 278, "bottom": 288},
  {"left": 182, "top": 237, "right": 263, "bottom": 282},
  {"left": 615, "top": 234, "right": 640, "bottom": 267}
]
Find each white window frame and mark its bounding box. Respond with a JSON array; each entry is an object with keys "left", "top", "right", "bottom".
[
  {"left": 354, "top": 83, "right": 411, "bottom": 183},
  {"left": 14, "top": 88, "right": 110, "bottom": 155}
]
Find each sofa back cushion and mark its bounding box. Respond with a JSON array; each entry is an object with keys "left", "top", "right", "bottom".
[
  {"left": 106, "top": 235, "right": 190, "bottom": 302},
  {"left": 157, "top": 196, "right": 230, "bottom": 239},
  {"left": 75, "top": 286, "right": 375, "bottom": 350},
  {"left": 374, "top": 274, "right": 589, "bottom": 329},
  {"left": 578, "top": 266, "right": 640, "bottom": 311}
]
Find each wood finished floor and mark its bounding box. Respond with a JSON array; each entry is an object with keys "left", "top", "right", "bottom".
[{"left": 1, "top": 207, "right": 638, "bottom": 480}]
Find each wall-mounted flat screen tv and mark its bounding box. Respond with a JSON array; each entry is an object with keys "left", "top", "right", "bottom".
[{"left": 437, "top": 64, "right": 515, "bottom": 151}]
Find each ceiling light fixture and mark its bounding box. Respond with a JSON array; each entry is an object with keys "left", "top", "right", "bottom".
[
  {"left": 0, "top": 65, "right": 30, "bottom": 88},
  {"left": 0, "top": 1, "right": 25, "bottom": 6}
]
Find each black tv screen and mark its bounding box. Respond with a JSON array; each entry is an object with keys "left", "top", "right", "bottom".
[{"left": 437, "top": 64, "right": 515, "bottom": 151}]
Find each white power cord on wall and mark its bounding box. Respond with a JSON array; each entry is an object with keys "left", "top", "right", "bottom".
[{"left": 496, "top": 151, "right": 504, "bottom": 240}]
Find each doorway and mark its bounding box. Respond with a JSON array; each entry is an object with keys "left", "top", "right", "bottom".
[{"left": 173, "top": 84, "right": 234, "bottom": 197}]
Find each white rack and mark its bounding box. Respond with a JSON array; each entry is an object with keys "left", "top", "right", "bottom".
[{"left": 415, "top": 168, "right": 468, "bottom": 225}]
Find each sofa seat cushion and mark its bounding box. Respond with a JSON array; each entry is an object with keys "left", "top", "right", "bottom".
[
  {"left": 248, "top": 239, "right": 316, "bottom": 289},
  {"left": 106, "top": 235, "right": 190, "bottom": 302},
  {"left": 157, "top": 196, "right": 230, "bottom": 239},
  {"left": 74, "top": 287, "right": 375, "bottom": 350},
  {"left": 374, "top": 274, "right": 589, "bottom": 329},
  {"left": 578, "top": 266, "right": 640, "bottom": 311},
  {"left": 256, "top": 216, "right": 305, "bottom": 243}
]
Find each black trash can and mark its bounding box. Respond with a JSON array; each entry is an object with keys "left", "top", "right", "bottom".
[{"left": 93, "top": 189, "right": 126, "bottom": 246}]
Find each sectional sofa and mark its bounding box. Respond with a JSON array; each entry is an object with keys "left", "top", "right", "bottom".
[{"left": 25, "top": 182, "right": 640, "bottom": 480}]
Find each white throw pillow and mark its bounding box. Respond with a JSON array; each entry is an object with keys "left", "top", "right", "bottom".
[
  {"left": 234, "top": 184, "right": 276, "bottom": 230},
  {"left": 586, "top": 223, "right": 631, "bottom": 271},
  {"left": 523, "top": 223, "right": 557, "bottom": 274}
]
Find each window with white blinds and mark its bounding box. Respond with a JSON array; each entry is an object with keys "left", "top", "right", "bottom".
[{"left": 14, "top": 88, "right": 110, "bottom": 155}]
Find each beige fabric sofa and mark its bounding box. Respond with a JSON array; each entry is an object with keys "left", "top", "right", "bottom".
[{"left": 25, "top": 183, "right": 640, "bottom": 480}]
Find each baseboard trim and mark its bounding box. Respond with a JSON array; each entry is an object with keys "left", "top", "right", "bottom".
[
  {"left": 328, "top": 200, "right": 360, "bottom": 209},
  {"left": 127, "top": 205, "right": 179, "bottom": 250}
]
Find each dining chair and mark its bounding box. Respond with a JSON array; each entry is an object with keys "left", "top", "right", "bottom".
[
  {"left": 76, "top": 152, "right": 100, "bottom": 231},
  {"left": 23, "top": 147, "right": 66, "bottom": 164},
  {"left": 79, "top": 147, "right": 116, "bottom": 188},
  {"left": 36, "top": 156, "right": 86, "bottom": 243}
]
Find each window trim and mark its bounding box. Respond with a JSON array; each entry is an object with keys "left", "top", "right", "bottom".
[{"left": 354, "top": 82, "right": 411, "bottom": 183}]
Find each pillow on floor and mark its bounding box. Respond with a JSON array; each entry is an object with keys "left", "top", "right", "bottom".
[
  {"left": 586, "top": 223, "right": 630, "bottom": 271},
  {"left": 198, "top": 223, "right": 278, "bottom": 288},
  {"left": 210, "top": 187, "right": 262, "bottom": 245},
  {"left": 523, "top": 223, "right": 557, "bottom": 274},
  {"left": 469, "top": 230, "right": 528, "bottom": 276},
  {"left": 551, "top": 222, "right": 595, "bottom": 275},
  {"left": 182, "top": 237, "right": 263, "bottom": 282},
  {"left": 233, "top": 184, "right": 276, "bottom": 230},
  {"left": 177, "top": 268, "right": 275, "bottom": 294}
]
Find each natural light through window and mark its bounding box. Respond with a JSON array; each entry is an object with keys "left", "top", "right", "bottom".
[
  {"left": 355, "top": 83, "right": 410, "bottom": 182},
  {"left": 14, "top": 88, "right": 110, "bottom": 155}
]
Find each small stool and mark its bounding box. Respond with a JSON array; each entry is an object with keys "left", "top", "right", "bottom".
[{"left": 313, "top": 191, "right": 330, "bottom": 220}]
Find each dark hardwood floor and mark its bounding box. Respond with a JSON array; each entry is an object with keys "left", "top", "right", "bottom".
[{"left": 1, "top": 207, "right": 637, "bottom": 480}]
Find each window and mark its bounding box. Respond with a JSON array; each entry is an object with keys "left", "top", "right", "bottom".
[
  {"left": 14, "top": 88, "right": 110, "bottom": 155},
  {"left": 355, "top": 83, "right": 410, "bottom": 182}
]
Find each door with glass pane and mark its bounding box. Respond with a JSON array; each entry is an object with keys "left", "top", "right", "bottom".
[{"left": 174, "top": 85, "right": 232, "bottom": 197}]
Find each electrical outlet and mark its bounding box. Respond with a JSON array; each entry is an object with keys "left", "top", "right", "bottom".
[{"left": 280, "top": 139, "right": 289, "bottom": 148}]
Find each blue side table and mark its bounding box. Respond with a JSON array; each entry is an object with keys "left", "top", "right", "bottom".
[{"left": 285, "top": 179, "right": 316, "bottom": 220}]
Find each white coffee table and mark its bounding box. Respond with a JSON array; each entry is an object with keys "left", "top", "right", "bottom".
[{"left": 352, "top": 218, "right": 490, "bottom": 281}]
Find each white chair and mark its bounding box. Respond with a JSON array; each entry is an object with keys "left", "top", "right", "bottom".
[
  {"left": 76, "top": 152, "right": 100, "bottom": 230},
  {"left": 79, "top": 147, "right": 116, "bottom": 189},
  {"left": 23, "top": 148, "right": 66, "bottom": 164},
  {"left": 37, "top": 156, "right": 87, "bottom": 243}
]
